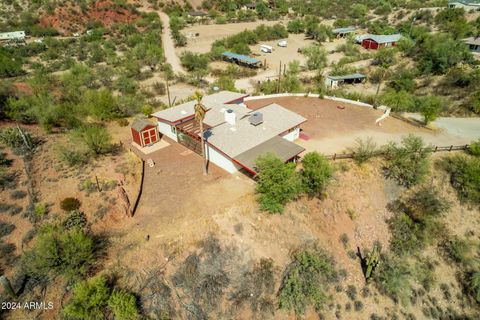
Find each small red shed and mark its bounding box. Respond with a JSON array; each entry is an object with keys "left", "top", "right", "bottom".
[
  {"left": 131, "top": 119, "right": 159, "bottom": 147},
  {"left": 361, "top": 34, "right": 402, "bottom": 50}
]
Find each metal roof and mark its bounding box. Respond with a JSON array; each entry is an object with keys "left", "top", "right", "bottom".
[
  {"left": 234, "top": 136, "right": 305, "bottom": 173},
  {"left": 131, "top": 118, "right": 155, "bottom": 131},
  {"left": 449, "top": 0, "right": 480, "bottom": 4},
  {"left": 332, "top": 27, "right": 356, "bottom": 34},
  {"left": 327, "top": 73, "right": 366, "bottom": 81},
  {"left": 361, "top": 34, "right": 402, "bottom": 44},
  {"left": 151, "top": 91, "right": 249, "bottom": 124},
  {"left": 222, "top": 51, "right": 260, "bottom": 65},
  {"left": 0, "top": 31, "right": 26, "bottom": 41},
  {"left": 464, "top": 36, "right": 480, "bottom": 46},
  {"left": 206, "top": 103, "right": 306, "bottom": 158}
]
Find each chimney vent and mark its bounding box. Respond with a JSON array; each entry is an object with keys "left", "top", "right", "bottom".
[
  {"left": 225, "top": 109, "right": 236, "bottom": 125},
  {"left": 249, "top": 112, "right": 263, "bottom": 126}
]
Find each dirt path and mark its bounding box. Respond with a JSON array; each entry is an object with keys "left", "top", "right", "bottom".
[{"left": 158, "top": 11, "right": 185, "bottom": 75}]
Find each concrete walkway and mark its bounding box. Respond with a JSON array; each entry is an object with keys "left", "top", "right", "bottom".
[{"left": 403, "top": 113, "right": 480, "bottom": 141}]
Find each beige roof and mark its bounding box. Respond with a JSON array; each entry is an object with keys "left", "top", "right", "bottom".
[
  {"left": 464, "top": 36, "right": 480, "bottom": 46},
  {"left": 206, "top": 103, "right": 307, "bottom": 158},
  {"left": 151, "top": 91, "right": 248, "bottom": 124},
  {"left": 234, "top": 136, "right": 305, "bottom": 172}
]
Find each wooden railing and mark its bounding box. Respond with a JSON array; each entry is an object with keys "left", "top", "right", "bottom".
[{"left": 325, "top": 144, "right": 470, "bottom": 161}]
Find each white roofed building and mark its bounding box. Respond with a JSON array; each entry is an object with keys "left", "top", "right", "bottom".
[{"left": 151, "top": 91, "right": 307, "bottom": 174}]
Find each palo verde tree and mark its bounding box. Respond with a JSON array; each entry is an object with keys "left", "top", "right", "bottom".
[
  {"left": 300, "top": 152, "right": 334, "bottom": 196},
  {"left": 255, "top": 153, "right": 302, "bottom": 213}
]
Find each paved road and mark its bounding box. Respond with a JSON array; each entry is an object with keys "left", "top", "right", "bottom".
[
  {"left": 404, "top": 113, "right": 480, "bottom": 141},
  {"left": 158, "top": 11, "right": 185, "bottom": 75}
]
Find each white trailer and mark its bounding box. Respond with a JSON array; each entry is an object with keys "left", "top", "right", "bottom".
[{"left": 260, "top": 44, "right": 273, "bottom": 53}]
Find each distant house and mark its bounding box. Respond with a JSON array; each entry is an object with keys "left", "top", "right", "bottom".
[
  {"left": 151, "top": 91, "right": 306, "bottom": 174},
  {"left": 464, "top": 36, "right": 480, "bottom": 53},
  {"left": 131, "top": 119, "right": 159, "bottom": 147},
  {"left": 243, "top": 3, "right": 257, "bottom": 10},
  {"left": 188, "top": 11, "right": 208, "bottom": 18},
  {"left": 324, "top": 73, "right": 366, "bottom": 88},
  {"left": 358, "top": 34, "right": 402, "bottom": 50},
  {"left": 0, "top": 31, "right": 26, "bottom": 45},
  {"left": 332, "top": 27, "right": 356, "bottom": 38},
  {"left": 448, "top": 0, "right": 480, "bottom": 10},
  {"left": 222, "top": 51, "right": 262, "bottom": 68}
]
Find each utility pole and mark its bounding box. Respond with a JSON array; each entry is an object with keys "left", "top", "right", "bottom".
[
  {"left": 166, "top": 78, "right": 172, "bottom": 108},
  {"left": 409, "top": 16, "right": 416, "bottom": 37},
  {"left": 277, "top": 60, "right": 282, "bottom": 93}
]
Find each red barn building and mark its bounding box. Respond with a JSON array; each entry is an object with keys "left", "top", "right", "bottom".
[
  {"left": 131, "top": 119, "right": 159, "bottom": 147},
  {"left": 360, "top": 34, "right": 402, "bottom": 50}
]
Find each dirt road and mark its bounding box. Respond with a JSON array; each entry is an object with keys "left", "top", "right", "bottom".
[{"left": 159, "top": 11, "right": 185, "bottom": 75}]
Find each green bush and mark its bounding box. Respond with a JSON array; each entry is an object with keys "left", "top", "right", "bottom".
[
  {"left": 10, "top": 190, "right": 27, "bottom": 199},
  {"left": 441, "top": 236, "right": 474, "bottom": 266},
  {"left": 63, "top": 276, "right": 110, "bottom": 320},
  {"left": 108, "top": 289, "right": 140, "bottom": 320},
  {"left": 60, "top": 197, "right": 81, "bottom": 211},
  {"left": 255, "top": 153, "right": 302, "bottom": 213},
  {"left": 62, "top": 210, "right": 88, "bottom": 230},
  {"left": 438, "top": 155, "right": 480, "bottom": 204},
  {"left": 469, "top": 270, "right": 480, "bottom": 303},
  {"left": 468, "top": 139, "right": 480, "bottom": 157},
  {"left": 300, "top": 152, "right": 334, "bottom": 196},
  {"left": 383, "top": 135, "right": 431, "bottom": 187},
  {"left": 278, "top": 246, "right": 338, "bottom": 315},
  {"left": 24, "top": 224, "right": 94, "bottom": 281},
  {"left": 57, "top": 145, "right": 90, "bottom": 167},
  {"left": 0, "top": 221, "right": 15, "bottom": 238},
  {"left": 72, "top": 125, "right": 113, "bottom": 155},
  {"left": 373, "top": 254, "right": 412, "bottom": 305},
  {"left": 348, "top": 137, "right": 378, "bottom": 164}
]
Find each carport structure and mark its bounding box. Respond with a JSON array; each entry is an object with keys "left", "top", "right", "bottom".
[{"left": 233, "top": 136, "right": 305, "bottom": 174}]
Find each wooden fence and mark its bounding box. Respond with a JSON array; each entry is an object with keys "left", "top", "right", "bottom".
[{"left": 325, "top": 144, "right": 471, "bottom": 161}]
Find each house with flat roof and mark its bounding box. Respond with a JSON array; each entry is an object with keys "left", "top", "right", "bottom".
[
  {"left": 222, "top": 51, "right": 262, "bottom": 68},
  {"left": 151, "top": 91, "right": 306, "bottom": 174},
  {"left": 464, "top": 36, "right": 480, "bottom": 53},
  {"left": 0, "top": 31, "right": 26, "bottom": 45},
  {"left": 448, "top": 0, "right": 480, "bottom": 10},
  {"left": 325, "top": 73, "right": 366, "bottom": 88},
  {"left": 332, "top": 27, "right": 356, "bottom": 38}
]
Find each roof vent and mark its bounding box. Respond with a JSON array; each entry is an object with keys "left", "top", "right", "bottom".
[{"left": 249, "top": 112, "right": 263, "bottom": 126}]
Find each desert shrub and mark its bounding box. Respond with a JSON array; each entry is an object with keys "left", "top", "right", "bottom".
[
  {"left": 354, "top": 300, "right": 363, "bottom": 311},
  {"left": 413, "top": 259, "right": 436, "bottom": 291},
  {"left": 469, "top": 140, "right": 480, "bottom": 157},
  {"left": 108, "top": 289, "right": 140, "bottom": 320},
  {"left": 24, "top": 223, "right": 94, "bottom": 281},
  {"left": 33, "top": 203, "right": 48, "bottom": 219},
  {"left": 388, "top": 213, "right": 424, "bottom": 256},
  {"left": 255, "top": 153, "right": 302, "bottom": 213},
  {"left": 468, "top": 270, "right": 480, "bottom": 303},
  {"left": 60, "top": 197, "right": 81, "bottom": 211},
  {"left": 63, "top": 276, "right": 110, "bottom": 320},
  {"left": 117, "top": 118, "right": 129, "bottom": 127},
  {"left": 62, "top": 210, "right": 88, "bottom": 230},
  {"left": 346, "top": 285, "right": 357, "bottom": 300},
  {"left": 388, "top": 188, "right": 447, "bottom": 256},
  {"left": 401, "top": 187, "right": 450, "bottom": 223},
  {"left": 0, "top": 168, "right": 17, "bottom": 190},
  {"left": 180, "top": 51, "right": 209, "bottom": 72},
  {"left": 57, "top": 145, "right": 90, "bottom": 167},
  {"left": 230, "top": 258, "right": 276, "bottom": 318},
  {"left": 0, "top": 240, "right": 16, "bottom": 259},
  {"left": 300, "top": 152, "right": 334, "bottom": 196},
  {"left": 10, "top": 190, "right": 26, "bottom": 199},
  {"left": 383, "top": 135, "right": 431, "bottom": 187},
  {"left": 441, "top": 236, "right": 474, "bottom": 266},
  {"left": 278, "top": 246, "right": 338, "bottom": 315},
  {"left": 0, "top": 221, "right": 15, "bottom": 238},
  {"left": 438, "top": 155, "right": 480, "bottom": 204},
  {"left": 72, "top": 125, "right": 113, "bottom": 155},
  {"left": 348, "top": 137, "right": 378, "bottom": 164},
  {"left": 374, "top": 254, "right": 412, "bottom": 305}
]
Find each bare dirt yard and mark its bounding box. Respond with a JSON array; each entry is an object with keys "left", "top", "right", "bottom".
[{"left": 246, "top": 96, "right": 475, "bottom": 154}]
